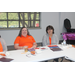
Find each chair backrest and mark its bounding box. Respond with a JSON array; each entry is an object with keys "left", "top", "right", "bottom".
[{"left": 64, "top": 18, "right": 71, "bottom": 30}]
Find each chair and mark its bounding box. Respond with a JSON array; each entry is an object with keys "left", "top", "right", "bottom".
[
  {"left": 64, "top": 18, "right": 75, "bottom": 33},
  {"left": 64, "top": 18, "right": 75, "bottom": 44}
]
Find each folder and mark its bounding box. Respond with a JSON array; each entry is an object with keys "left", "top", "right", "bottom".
[
  {"left": 48, "top": 45, "right": 62, "bottom": 51},
  {"left": 0, "top": 57, "right": 13, "bottom": 62}
]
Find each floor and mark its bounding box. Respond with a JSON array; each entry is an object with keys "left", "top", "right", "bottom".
[{"left": 48, "top": 57, "right": 73, "bottom": 62}]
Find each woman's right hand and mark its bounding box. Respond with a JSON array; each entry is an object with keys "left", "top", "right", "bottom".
[{"left": 14, "top": 44, "right": 23, "bottom": 50}]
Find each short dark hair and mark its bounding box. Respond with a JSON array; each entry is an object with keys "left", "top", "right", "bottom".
[
  {"left": 46, "top": 25, "right": 54, "bottom": 34},
  {"left": 18, "top": 26, "right": 30, "bottom": 37}
]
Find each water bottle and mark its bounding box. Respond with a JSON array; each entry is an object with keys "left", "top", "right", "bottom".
[{"left": 63, "top": 40, "right": 66, "bottom": 45}]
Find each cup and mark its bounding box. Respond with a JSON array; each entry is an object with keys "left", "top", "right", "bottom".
[{"left": 24, "top": 46, "right": 28, "bottom": 52}]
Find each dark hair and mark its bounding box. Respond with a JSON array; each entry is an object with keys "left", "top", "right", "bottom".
[
  {"left": 18, "top": 26, "right": 30, "bottom": 37},
  {"left": 46, "top": 25, "right": 54, "bottom": 34}
]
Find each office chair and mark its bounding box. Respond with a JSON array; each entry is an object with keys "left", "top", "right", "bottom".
[
  {"left": 64, "top": 18, "right": 75, "bottom": 44},
  {"left": 64, "top": 18, "right": 75, "bottom": 32}
]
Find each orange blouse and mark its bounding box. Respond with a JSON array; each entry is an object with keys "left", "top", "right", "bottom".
[
  {"left": 14, "top": 35, "right": 36, "bottom": 48},
  {"left": 49, "top": 37, "right": 51, "bottom": 45}
]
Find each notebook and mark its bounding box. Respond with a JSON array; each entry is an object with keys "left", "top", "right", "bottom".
[
  {"left": 48, "top": 45, "right": 62, "bottom": 51},
  {"left": 0, "top": 57, "right": 14, "bottom": 62}
]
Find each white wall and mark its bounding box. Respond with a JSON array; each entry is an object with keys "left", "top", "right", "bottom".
[
  {"left": 64, "top": 12, "right": 75, "bottom": 28},
  {"left": 59, "top": 12, "right": 75, "bottom": 40},
  {"left": 0, "top": 12, "right": 75, "bottom": 46},
  {"left": 0, "top": 12, "right": 60, "bottom": 46}
]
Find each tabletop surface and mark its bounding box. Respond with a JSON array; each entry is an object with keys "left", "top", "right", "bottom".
[{"left": 0, "top": 45, "right": 75, "bottom": 62}]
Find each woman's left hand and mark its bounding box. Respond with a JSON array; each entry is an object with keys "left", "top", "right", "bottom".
[
  {"left": 32, "top": 45, "right": 36, "bottom": 49},
  {"left": 32, "top": 42, "right": 37, "bottom": 49}
]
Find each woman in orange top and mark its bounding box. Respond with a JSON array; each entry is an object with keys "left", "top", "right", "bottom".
[
  {"left": 14, "top": 27, "right": 37, "bottom": 49},
  {"left": 0, "top": 37, "right": 7, "bottom": 52}
]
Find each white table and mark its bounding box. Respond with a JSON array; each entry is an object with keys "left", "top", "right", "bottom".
[
  {"left": 3, "top": 46, "right": 64, "bottom": 62},
  {"left": 0, "top": 45, "right": 75, "bottom": 62},
  {"left": 63, "top": 48, "right": 75, "bottom": 61},
  {"left": 59, "top": 45, "right": 75, "bottom": 62}
]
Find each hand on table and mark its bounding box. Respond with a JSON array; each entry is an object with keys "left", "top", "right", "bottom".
[{"left": 32, "top": 45, "right": 37, "bottom": 49}]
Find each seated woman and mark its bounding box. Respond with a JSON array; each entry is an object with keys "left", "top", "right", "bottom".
[
  {"left": 42, "top": 25, "right": 59, "bottom": 46},
  {"left": 0, "top": 37, "right": 7, "bottom": 52},
  {"left": 14, "top": 27, "right": 37, "bottom": 50},
  {"left": 42, "top": 25, "right": 59, "bottom": 62}
]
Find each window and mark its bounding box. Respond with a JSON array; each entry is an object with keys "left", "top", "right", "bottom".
[{"left": 0, "top": 12, "right": 40, "bottom": 29}]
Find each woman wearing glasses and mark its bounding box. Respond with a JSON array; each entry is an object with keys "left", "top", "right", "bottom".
[{"left": 14, "top": 27, "right": 37, "bottom": 50}]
